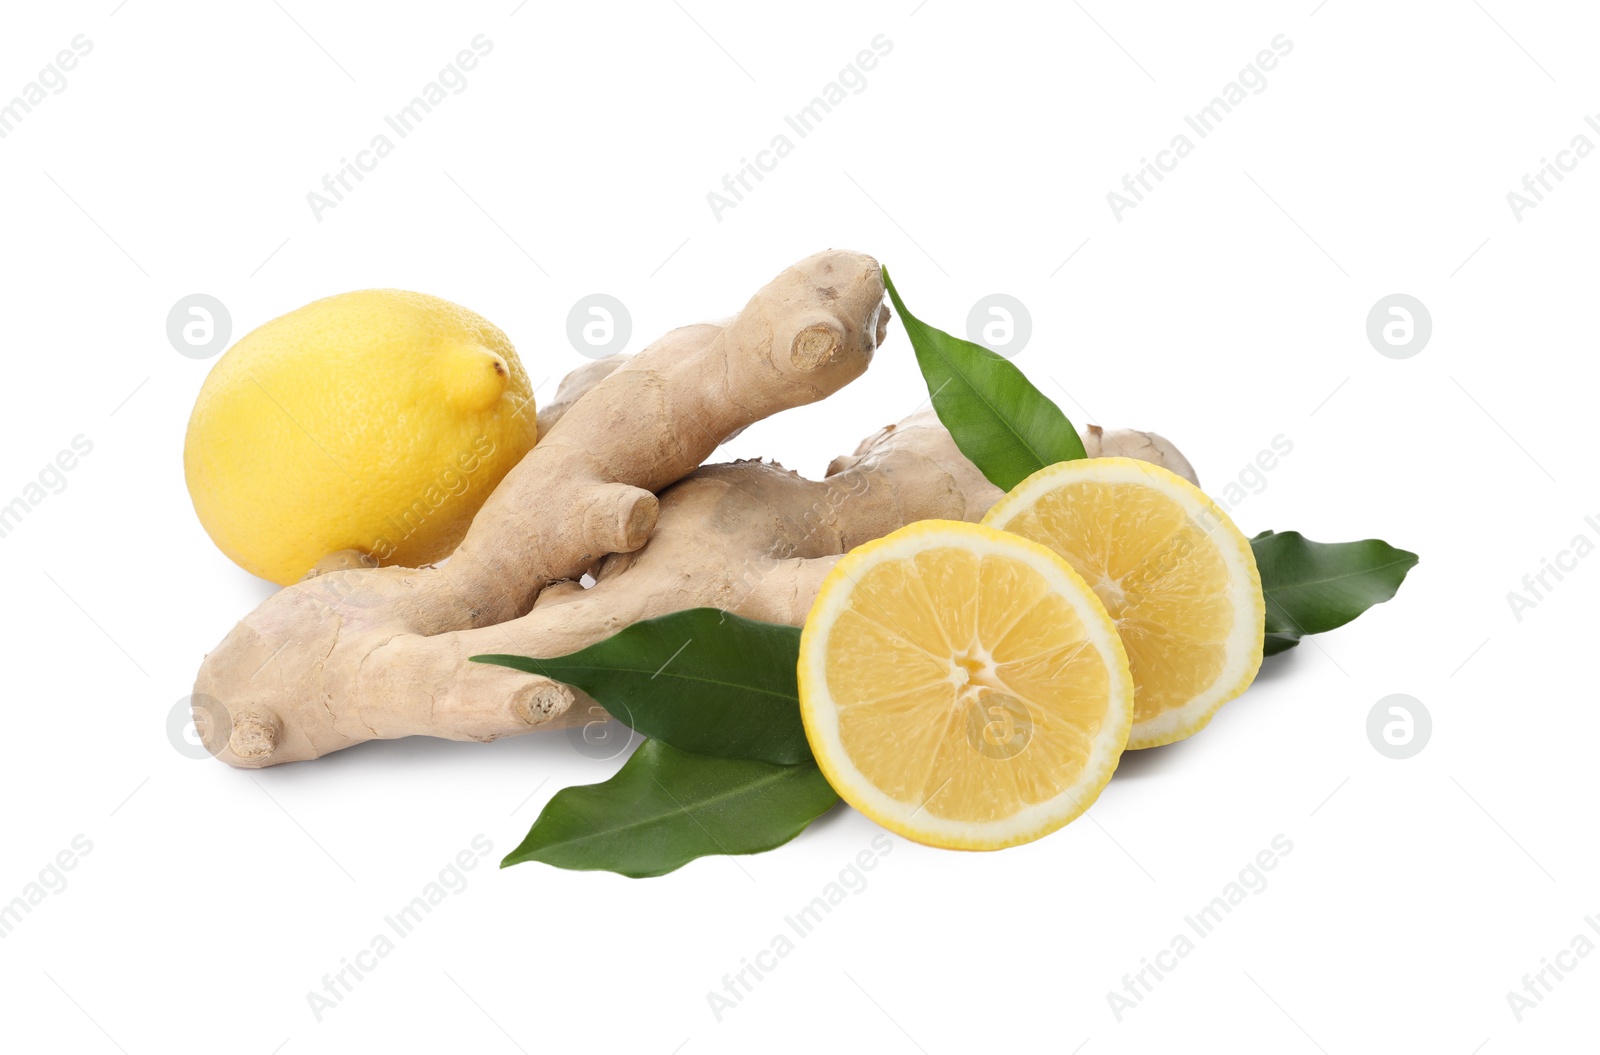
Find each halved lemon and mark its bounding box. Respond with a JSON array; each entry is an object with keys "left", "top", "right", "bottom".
[
  {"left": 798, "top": 520, "right": 1134, "bottom": 850},
  {"left": 982, "top": 458, "right": 1264, "bottom": 749}
]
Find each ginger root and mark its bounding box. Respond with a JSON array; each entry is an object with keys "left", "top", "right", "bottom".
[
  {"left": 195, "top": 395, "right": 1192, "bottom": 766},
  {"left": 194, "top": 250, "right": 889, "bottom": 767},
  {"left": 1081, "top": 423, "right": 1198, "bottom": 486}
]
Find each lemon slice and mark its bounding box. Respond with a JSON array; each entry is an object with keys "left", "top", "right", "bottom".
[
  {"left": 798, "top": 520, "right": 1134, "bottom": 850},
  {"left": 982, "top": 458, "right": 1264, "bottom": 749}
]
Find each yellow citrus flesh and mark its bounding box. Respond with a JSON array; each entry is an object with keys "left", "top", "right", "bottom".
[
  {"left": 982, "top": 458, "right": 1264, "bottom": 749},
  {"left": 184, "top": 290, "right": 537, "bottom": 585},
  {"left": 798, "top": 521, "right": 1134, "bottom": 850}
]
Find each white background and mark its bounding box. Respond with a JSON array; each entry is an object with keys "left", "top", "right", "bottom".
[{"left": 1, "top": 1, "right": 1593, "bottom": 1051}]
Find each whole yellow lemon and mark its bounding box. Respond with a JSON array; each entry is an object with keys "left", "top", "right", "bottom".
[{"left": 184, "top": 289, "right": 537, "bottom": 585}]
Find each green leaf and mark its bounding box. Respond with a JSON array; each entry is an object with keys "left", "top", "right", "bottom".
[
  {"left": 1252, "top": 530, "right": 1419, "bottom": 655},
  {"left": 503, "top": 740, "right": 838, "bottom": 877},
  {"left": 883, "top": 267, "right": 1086, "bottom": 491},
  {"left": 472, "top": 608, "right": 809, "bottom": 765}
]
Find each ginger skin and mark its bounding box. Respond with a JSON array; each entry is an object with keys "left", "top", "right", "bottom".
[{"left": 194, "top": 250, "right": 889, "bottom": 767}]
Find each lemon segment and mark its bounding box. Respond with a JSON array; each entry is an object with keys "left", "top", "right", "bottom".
[
  {"left": 798, "top": 520, "right": 1134, "bottom": 850},
  {"left": 982, "top": 458, "right": 1264, "bottom": 749}
]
